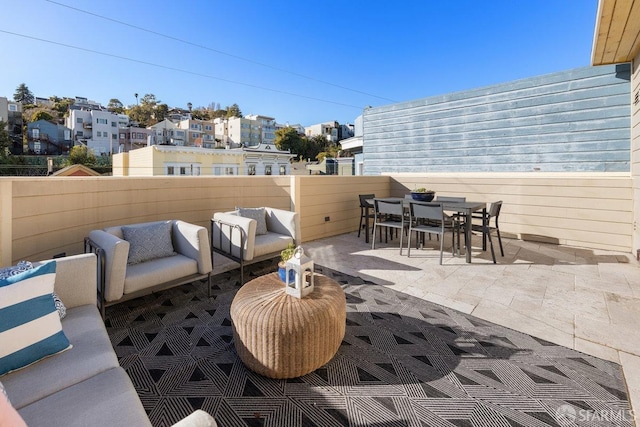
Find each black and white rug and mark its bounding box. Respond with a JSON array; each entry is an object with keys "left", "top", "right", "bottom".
[{"left": 105, "top": 261, "right": 632, "bottom": 427}]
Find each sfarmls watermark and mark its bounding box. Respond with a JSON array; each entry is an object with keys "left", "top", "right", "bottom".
[{"left": 556, "top": 404, "right": 635, "bottom": 425}]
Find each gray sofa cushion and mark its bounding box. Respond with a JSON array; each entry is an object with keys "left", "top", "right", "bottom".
[
  {"left": 18, "top": 367, "right": 152, "bottom": 427},
  {"left": 2, "top": 305, "right": 119, "bottom": 409},
  {"left": 253, "top": 233, "right": 295, "bottom": 258}
]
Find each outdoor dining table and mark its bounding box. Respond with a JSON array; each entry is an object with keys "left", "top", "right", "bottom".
[{"left": 369, "top": 197, "right": 487, "bottom": 263}]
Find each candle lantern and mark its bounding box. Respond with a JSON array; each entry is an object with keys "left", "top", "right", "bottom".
[{"left": 285, "top": 246, "right": 314, "bottom": 298}]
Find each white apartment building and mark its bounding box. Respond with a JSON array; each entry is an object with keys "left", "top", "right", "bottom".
[
  {"left": 214, "top": 115, "right": 276, "bottom": 149},
  {"left": 65, "top": 108, "right": 125, "bottom": 155},
  {"left": 147, "top": 119, "right": 184, "bottom": 146}
]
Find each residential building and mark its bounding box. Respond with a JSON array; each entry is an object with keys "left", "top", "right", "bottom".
[
  {"left": 147, "top": 119, "right": 181, "bottom": 145},
  {"left": 173, "top": 118, "right": 215, "bottom": 148},
  {"left": 275, "top": 122, "right": 305, "bottom": 135},
  {"left": 215, "top": 115, "right": 276, "bottom": 148},
  {"left": 113, "top": 142, "right": 294, "bottom": 176},
  {"left": 0, "top": 96, "right": 23, "bottom": 154},
  {"left": 117, "top": 126, "right": 153, "bottom": 153},
  {"left": 305, "top": 121, "right": 342, "bottom": 143},
  {"left": 113, "top": 145, "right": 244, "bottom": 176},
  {"left": 339, "top": 115, "right": 364, "bottom": 174},
  {"left": 65, "top": 97, "right": 125, "bottom": 155},
  {"left": 26, "top": 119, "right": 72, "bottom": 155},
  {"left": 243, "top": 142, "right": 295, "bottom": 175}
]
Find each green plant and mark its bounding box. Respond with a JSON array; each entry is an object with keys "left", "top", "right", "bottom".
[
  {"left": 280, "top": 243, "right": 296, "bottom": 265},
  {"left": 412, "top": 187, "right": 434, "bottom": 193}
]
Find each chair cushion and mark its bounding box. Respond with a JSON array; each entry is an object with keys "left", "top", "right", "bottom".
[
  {"left": 237, "top": 207, "right": 268, "bottom": 235},
  {"left": 253, "top": 233, "right": 295, "bottom": 259},
  {"left": 0, "top": 262, "right": 71, "bottom": 376},
  {"left": 122, "top": 221, "right": 177, "bottom": 264},
  {"left": 124, "top": 255, "right": 199, "bottom": 295}
]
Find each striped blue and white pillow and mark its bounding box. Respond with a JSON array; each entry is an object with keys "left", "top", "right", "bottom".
[{"left": 0, "top": 261, "right": 71, "bottom": 376}]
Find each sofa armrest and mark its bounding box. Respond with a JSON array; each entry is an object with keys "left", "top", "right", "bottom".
[
  {"left": 173, "top": 221, "right": 213, "bottom": 275},
  {"left": 265, "top": 207, "right": 300, "bottom": 243},
  {"left": 171, "top": 410, "right": 218, "bottom": 427},
  {"left": 34, "top": 253, "right": 97, "bottom": 309},
  {"left": 211, "top": 212, "right": 256, "bottom": 262},
  {"left": 88, "top": 229, "right": 129, "bottom": 303}
]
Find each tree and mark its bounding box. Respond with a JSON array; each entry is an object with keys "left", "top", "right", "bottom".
[
  {"left": 30, "top": 110, "right": 54, "bottom": 122},
  {"left": 52, "top": 97, "right": 74, "bottom": 118},
  {"left": 107, "top": 98, "right": 124, "bottom": 113},
  {"left": 13, "top": 83, "right": 34, "bottom": 104},
  {"left": 275, "top": 127, "right": 308, "bottom": 158},
  {"left": 226, "top": 103, "right": 242, "bottom": 118},
  {"left": 155, "top": 103, "right": 169, "bottom": 122},
  {"left": 0, "top": 120, "right": 10, "bottom": 158},
  {"left": 67, "top": 145, "right": 96, "bottom": 166},
  {"left": 140, "top": 93, "right": 159, "bottom": 106}
]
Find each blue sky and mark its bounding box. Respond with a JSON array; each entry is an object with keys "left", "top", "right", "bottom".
[{"left": 1, "top": 0, "right": 598, "bottom": 127}]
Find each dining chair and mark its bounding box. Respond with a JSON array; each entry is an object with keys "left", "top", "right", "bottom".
[
  {"left": 372, "top": 198, "right": 408, "bottom": 254},
  {"left": 357, "top": 194, "right": 375, "bottom": 239},
  {"left": 471, "top": 200, "right": 504, "bottom": 263},
  {"left": 434, "top": 196, "right": 466, "bottom": 253},
  {"left": 406, "top": 201, "right": 456, "bottom": 264}
]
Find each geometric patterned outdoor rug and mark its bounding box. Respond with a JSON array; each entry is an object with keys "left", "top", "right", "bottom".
[{"left": 105, "top": 260, "right": 633, "bottom": 427}]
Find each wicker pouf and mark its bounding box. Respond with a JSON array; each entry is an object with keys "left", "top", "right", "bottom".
[{"left": 230, "top": 272, "right": 346, "bottom": 379}]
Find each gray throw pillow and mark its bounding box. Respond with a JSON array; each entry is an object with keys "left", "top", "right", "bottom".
[
  {"left": 237, "top": 207, "right": 268, "bottom": 235},
  {"left": 122, "top": 221, "right": 177, "bottom": 265}
]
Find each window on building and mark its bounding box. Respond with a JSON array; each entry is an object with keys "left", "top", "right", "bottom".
[
  {"left": 32, "top": 128, "right": 40, "bottom": 139},
  {"left": 265, "top": 165, "right": 272, "bottom": 175},
  {"left": 192, "top": 166, "right": 201, "bottom": 176},
  {"left": 225, "top": 167, "right": 235, "bottom": 175},
  {"left": 248, "top": 164, "right": 256, "bottom": 175},
  {"left": 279, "top": 165, "right": 286, "bottom": 175},
  {"left": 9, "top": 104, "right": 17, "bottom": 112},
  {"left": 76, "top": 118, "right": 83, "bottom": 124},
  {"left": 167, "top": 166, "right": 175, "bottom": 175},
  {"left": 180, "top": 167, "right": 187, "bottom": 175},
  {"left": 111, "top": 122, "right": 116, "bottom": 127},
  {"left": 192, "top": 132, "right": 198, "bottom": 139},
  {"left": 96, "top": 118, "right": 108, "bottom": 124},
  {"left": 77, "top": 131, "right": 84, "bottom": 137},
  {"left": 112, "top": 134, "right": 117, "bottom": 140},
  {"left": 205, "top": 125, "right": 212, "bottom": 131},
  {"left": 120, "top": 133, "right": 126, "bottom": 139}
]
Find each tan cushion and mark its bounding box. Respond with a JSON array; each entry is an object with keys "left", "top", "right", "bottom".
[
  {"left": 253, "top": 233, "right": 294, "bottom": 259},
  {"left": 124, "top": 255, "right": 198, "bottom": 295}
]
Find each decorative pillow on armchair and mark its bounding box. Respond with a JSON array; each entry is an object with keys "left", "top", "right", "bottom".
[
  {"left": 122, "top": 221, "right": 177, "bottom": 264},
  {"left": 237, "top": 207, "right": 268, "bottom": 235},
  {"left": 0, "top": 261, "right": 72, "bottom": 376}
]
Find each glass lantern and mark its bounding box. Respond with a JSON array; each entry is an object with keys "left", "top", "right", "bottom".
[{"left": 285, "top": 246, "right": 315, "bottom": 298}]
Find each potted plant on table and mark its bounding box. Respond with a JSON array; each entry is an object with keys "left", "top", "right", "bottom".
[
  {"left": 410, "top": 187, "right": 436, "bottom": 202},
  {"left": 278, "top": 243, "right": 296, "bottom": 282}
]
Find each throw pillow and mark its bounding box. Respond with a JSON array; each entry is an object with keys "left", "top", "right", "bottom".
[
  {"left": 0, "top": 261, "right": 72, "bottom": 376},
  {"left": 237, "top": 207, "right": 268, "bottom": 235},
  {"left": 122, "top": 221, "right": 177, "bottom": 265},
  {"left": 0, "top": 261, "right": 66, "bottom": 319}
]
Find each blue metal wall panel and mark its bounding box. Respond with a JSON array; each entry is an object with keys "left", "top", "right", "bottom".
[{"left": 363, "top": 65, "right": 631, "bottom": 174}]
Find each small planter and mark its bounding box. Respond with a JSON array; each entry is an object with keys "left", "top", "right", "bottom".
[
  {"left": 411, "top": 191, "right": 435, "bottom": 202},
  {"left": 278, "top": 263, "right": 295, "bottom": 282}
]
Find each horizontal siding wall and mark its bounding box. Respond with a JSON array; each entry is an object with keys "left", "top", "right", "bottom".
[
  {"left": 364, "top": 65, "right": 631, "bottom": 175},
  {"left": 390, "top": 173, "right": 633, "bottom": 252},
  {"left": 0, "top": 174, "right": 633, "bottom": 266},
  {"left": 294, "top": 175, "right": 391, "bottom": 243},
  {"left": 1, "top": 176, "right": 292, "bottom": 264}
]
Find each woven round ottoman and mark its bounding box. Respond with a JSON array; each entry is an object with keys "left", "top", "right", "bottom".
[{"left": 230, "top": 272, "right": 346, "bottom": 379}]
